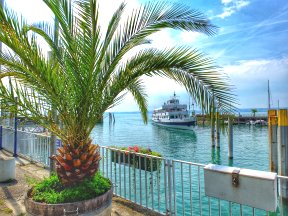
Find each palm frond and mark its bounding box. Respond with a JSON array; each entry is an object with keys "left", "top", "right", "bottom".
[{"left": 0, "top": 0, "right": 236, "bottom": 144}]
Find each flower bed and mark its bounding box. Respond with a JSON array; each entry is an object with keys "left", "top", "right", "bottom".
[{"left": 111, "top": 146, "right": 162, "bottom": 172}]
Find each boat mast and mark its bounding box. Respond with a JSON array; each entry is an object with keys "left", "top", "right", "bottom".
[{"left": 268, "top": 80, "right": 271, "bottom": 110}]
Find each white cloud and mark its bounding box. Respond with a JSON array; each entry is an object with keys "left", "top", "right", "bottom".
[
  {"left": 179, "top": 32, "right": 201, "bottom": 43},
  {"left": 217, "top": 0, "right": 250, "bottom": 19},
  {"left": 148, "top": 29, "right": 176, "bottom": 48},
  {"left": 5, "top": 0, "right": 53, "bottom": 23},
  {"left": 221, "top": 0, "right": 233, "bottom": 5},
  {"left": 223, "top": 57, "right": 288, "bottom": 108}
]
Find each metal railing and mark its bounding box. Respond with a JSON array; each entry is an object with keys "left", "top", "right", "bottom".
[
  {"left": 99, "top": 146, "right": 286, "bottom": 216},
  {"left": 1, "top": 126, "right": 51, "bottom": 166},
  {"left": 0, "top": 128, "right": 287, "bottom": 215}
]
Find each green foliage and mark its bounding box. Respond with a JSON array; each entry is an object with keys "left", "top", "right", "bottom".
[
  {"left": 0, "top": 0, "right": 236, "bottom": 148},
  {"left": 31, "top": 172, "right": 111, "bottom": 204}
]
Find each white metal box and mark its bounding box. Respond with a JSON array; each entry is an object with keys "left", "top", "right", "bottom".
[{"left": 204, "top": 164, "right": 277, "bottom": 212}]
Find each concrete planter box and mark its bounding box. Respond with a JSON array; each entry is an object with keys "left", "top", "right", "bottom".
[
  {"left": 24, "top": 187, "right": 113, "bottom": 216},
  {"left": 0, "top": 157, "right": 16, "bottom": 182},
  {"left": 111, "top": 150, "right": 161, "bottom": 172}
]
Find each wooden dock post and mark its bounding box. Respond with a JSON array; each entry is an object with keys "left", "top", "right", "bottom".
[
  {"left": 211, "top": 98, "right": 216, "bottom": 147},
  {"left": 216, "top": 112, "right": 220, "bottom": 148},
  {"left": 211, "top": 110, "right": 215, "bottom": 147},
  {"left": 278, "top": 109, "right": 288, "bottom": 199},
  {"left": 228, "top": 117, "right": 233, "bottom": 159},
  {"left": 268, "top": 109, "right": 278, "bottom": 172}
]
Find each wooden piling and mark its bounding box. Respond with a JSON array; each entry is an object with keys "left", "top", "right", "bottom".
[
  {"left": 211, "top": 111, "right": 215, "bottom": 147},
  {"left": 268, "top": 109, "right": 278, "bottom": 172},
  {"left": 278, "top": 109, "right": 288, "bottom": 199},
  {"left": 216, "top": 112, "right": 220, "bottom": 148},
  {"left": 228, "top": 117, "right": 233, "bottom": 159}
]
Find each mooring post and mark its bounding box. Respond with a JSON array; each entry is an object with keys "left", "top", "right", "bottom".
[
  {"left": 216, "top": 111, "right": 220, "bottom": 148},
  {"left": 278, "top": 109, "right": 288, "bottom": 199},
  {"left": 211, "top": 99, "right": 216, "bottom": 147},
  {"left": 211, "top": 111, "right": 215, "bottom": 147},
  {"left": 268, "top": 109, "right": 278, "bottom": 172},
  {"left": 228, "top": 117, "right": 233, "bottom": 159}
]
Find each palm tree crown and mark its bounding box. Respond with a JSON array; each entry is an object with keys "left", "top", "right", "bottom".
[{"left": 0, "top": 0, "right": 236, "bottom": 185}]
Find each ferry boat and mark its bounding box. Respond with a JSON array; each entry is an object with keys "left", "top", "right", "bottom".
[{"left": 152, "top": 93, "right": 196, "bottom": 130}]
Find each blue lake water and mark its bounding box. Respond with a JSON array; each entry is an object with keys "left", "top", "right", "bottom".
[
  {"left": 92, "top": 112, "right": 269, "bottom": 171},
  {"left": 91, "top": 112, "right": 287, "bottom": 215}
]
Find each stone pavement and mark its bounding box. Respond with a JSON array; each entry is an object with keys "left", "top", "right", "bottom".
[{"left": 0, "top": 150, "right": 163, "bottom": 216}]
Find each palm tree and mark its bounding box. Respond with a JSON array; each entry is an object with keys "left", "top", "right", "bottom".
[
  {"left": 0, "top": 0, "right": 236, "bottom": 185},
  {"left": 251, "top": 108, "right": 257, "bottom": 118}
]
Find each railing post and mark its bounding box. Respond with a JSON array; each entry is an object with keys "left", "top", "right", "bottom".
[
  {"left": 278, "top": 109, "right": 288, "bottom": 200},
  {"left": 48, "top": 51, "right": 57, "bottom": 173},
  {"left": 165, "top": 159, "right": 174, "bottom": 216},
  {"left": 13, "top": 97, "right": 18, "bottom": 157},
  {"left": 268, "top": 109, "right": 278, "bottom": 172}
]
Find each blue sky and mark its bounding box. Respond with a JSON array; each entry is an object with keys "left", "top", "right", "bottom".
[
  {"left": 3, "top": 0, "right": 288, "bottom": 111},
  {"left": 141, "top": 0, "right": 288, "bottom": 111}
]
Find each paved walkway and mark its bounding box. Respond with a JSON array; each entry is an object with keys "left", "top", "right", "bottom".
[{"left": 0, "top": 150, "right": 163, "bottom": 216}]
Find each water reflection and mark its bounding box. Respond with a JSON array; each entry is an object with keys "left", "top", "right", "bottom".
[
  {"left": 152, "top": 125, "right": 197, "bottom": 159},
  {"left": 211, "top": 148, "right": 221, "bottom": 165}
]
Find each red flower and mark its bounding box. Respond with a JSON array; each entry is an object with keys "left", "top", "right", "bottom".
[{"left": 133, "top": 146, "right": 139, "bottom": 152}]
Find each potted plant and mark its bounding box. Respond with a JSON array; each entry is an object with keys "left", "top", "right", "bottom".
[
  {"left": 0, "top": 0, "right": 234, "bottom": 215},
  {"left": 111, "top": 146, "right": 162, "bottom": 172}
]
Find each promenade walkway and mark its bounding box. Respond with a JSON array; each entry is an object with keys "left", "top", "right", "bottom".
[{"left": 0, "top": 150, "right": 163, "bottom": 216}]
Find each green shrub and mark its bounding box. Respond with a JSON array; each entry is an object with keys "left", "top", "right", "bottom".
[{"left": 31, "top": 172, "right": 111, "bottom": 204}]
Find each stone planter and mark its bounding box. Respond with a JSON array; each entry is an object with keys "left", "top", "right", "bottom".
[
  {"left": 0, "top": 157, "right": 16, "bottom": 182},
  {"left": 24, "top": 187, "right": 113, "bottom": 216}
]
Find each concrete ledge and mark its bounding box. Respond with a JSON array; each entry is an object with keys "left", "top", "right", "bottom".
[{"left": 0, "top": 157, "right": 16, "bottom": 182}]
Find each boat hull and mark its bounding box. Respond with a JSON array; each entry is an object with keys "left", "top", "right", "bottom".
[{"left": 152, "top": 120, "right": 196, "bottom": 130}]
